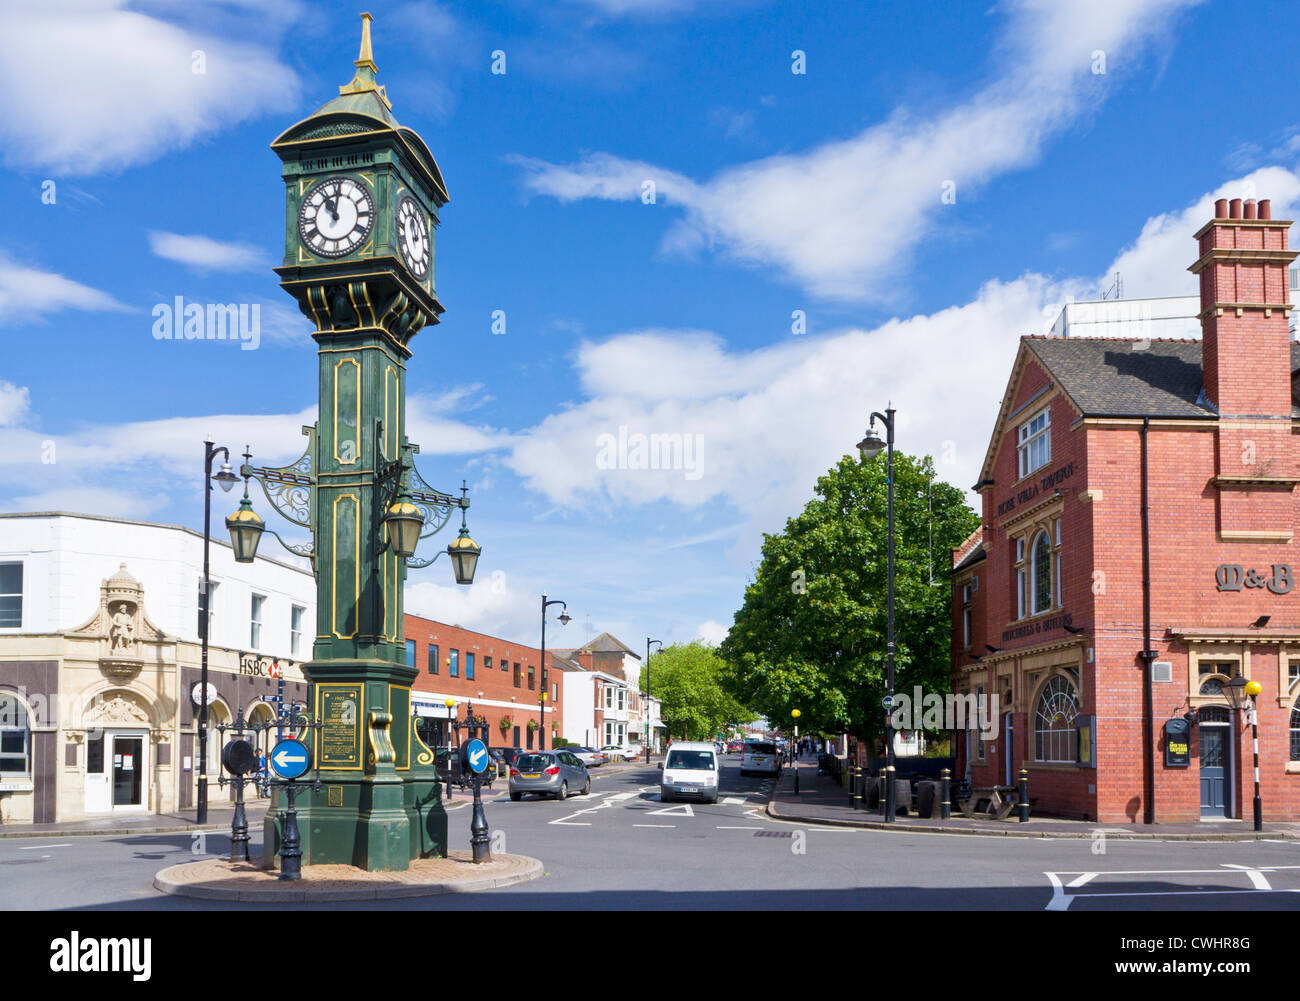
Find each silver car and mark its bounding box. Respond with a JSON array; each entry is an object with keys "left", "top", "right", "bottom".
[{"left": 508, "top": 750, "right": 591, "bottom": 801}]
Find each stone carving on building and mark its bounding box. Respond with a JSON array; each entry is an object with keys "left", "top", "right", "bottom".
[
  {"left": 68, "top": 564, "right": 168, "bottom": 681},
  {"left": 84, "top": 693, "right": 150, "bottom": 727}
]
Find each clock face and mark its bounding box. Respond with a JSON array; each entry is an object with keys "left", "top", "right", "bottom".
[
  {"left": 396, "top": 195, "right": 430, "bottom": 279},
  {"left": 298, "top": 176, "right": 374, "bottom": 258}
]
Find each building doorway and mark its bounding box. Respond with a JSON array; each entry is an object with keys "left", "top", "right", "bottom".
[
  {"left": 86, "top": 729, "right": 150, "bottom": 813},
  {"left": 1198, "top": 707, "right": 1231, "bottom": 818}
]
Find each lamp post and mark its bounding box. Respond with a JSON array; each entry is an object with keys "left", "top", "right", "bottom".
[
  {"left": 197, "top": 436, "right": 238, "bottom": 824},
  {"left": 858, "top": 405, "right": 897, "bottom": 823},
  {"left": 1227, "top": 676, "right": 1264, "bottom": 831},
  {"left": 539, "top": 594, "right": 570, "bottom": 750},
  {"left": 791, "top": 709, "right": 801, "bottom": 794},
  {"left": 646, "top": 638, "right": 663, "bottom": 762}
]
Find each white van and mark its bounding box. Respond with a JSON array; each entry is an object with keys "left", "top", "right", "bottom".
[
  {"left": 660, "top": 740, "right": 720, "bottom": 804},
  {"left": 740, "top": 740, "right": 780, "bottom": 776}
]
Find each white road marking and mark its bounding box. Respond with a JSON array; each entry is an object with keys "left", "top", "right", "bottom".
[
  {"left": 634, "top": 824, "right": 675, "bottom": 828},
  {"left": 722, "top": 797, "right": 748, "bottom": 805},
  {"left": 18, "top": 843, "right": 72, "bottom": 850},
  {"left": 1044, "top": 863, "right": 1300, "bottom": 910},
  {"left": 648, "top": 803, "right": 694, "bottom": 817}
]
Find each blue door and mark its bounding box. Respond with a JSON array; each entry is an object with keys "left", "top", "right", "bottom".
[{"left": 1199, "top": 725, "right": 1228, "bottom": 817}]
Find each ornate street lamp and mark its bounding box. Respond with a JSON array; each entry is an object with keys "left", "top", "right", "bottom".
[
  {"left": 858, "top": 405, "right": 897, "bottom": 823},
  {"left": 447, "top": 520, "right": 482, "bottom": 586},
  {"left": 1227, "top": 676, "right": 1264, "bottom": 831},
  {"left": 384, "top": 494, "right": 424, "bottom": 559},
  {"left": 538, "top": 595, "right": 570, "bottom": 750}
]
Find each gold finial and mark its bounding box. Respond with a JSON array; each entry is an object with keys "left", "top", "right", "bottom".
[
  {"left": 339, "top": 11, "right": 391, "bottom": 109},
  {"left": 356, "top": 12, "right": 376, "bottom": 71}
]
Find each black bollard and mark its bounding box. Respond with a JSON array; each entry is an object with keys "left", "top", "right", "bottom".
[
  {"left": 940, "top": 767, "right": 951, "bottom": 821},
  {"left": 279, "top": 779, "right": 302, "bottom": 880},
  {"left": 1018, "top": 768, "right": 1029, "bottom": 823},
  {"left": 230, "top": 773, "right": 250, "bottom": 863}
]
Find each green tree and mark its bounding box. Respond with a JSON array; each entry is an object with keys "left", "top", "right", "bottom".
[
  {"left": 641, "top": 641, "right": 754, "bottom": 740},
  {"left": 719, "top": 450, "right": 978, "bottom": 748}
]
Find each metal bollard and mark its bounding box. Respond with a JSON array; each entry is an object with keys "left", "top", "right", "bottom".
[
  {"left": 940, "top": 767, "right": 951, "bottom": 820},
  {"left": 847, "top": 761, "right": 857, "bottom": 808},
  {"left": 1018, "top": 768, "right": 1029, "bottom": 823}
]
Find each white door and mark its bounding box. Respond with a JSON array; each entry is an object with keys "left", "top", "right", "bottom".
[
  {"left": 84, "top": 731, "right": 110, "bottom": 814},
  {"left": 110, "top": 730, "right": 149, "bottom": 811}
]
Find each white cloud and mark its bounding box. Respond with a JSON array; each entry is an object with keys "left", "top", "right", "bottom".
[
  {"left": 515, "top": 0, "right": 1203, "bottom": 302},
  {"left": 1, "top": 1, "right": 299, "bottom": 174},
  {"left": 7, "top": 486, "right": 169, "bottom": 519},
  {"left": 1098, "top": 166, "right": 1300, "bottom": 299},
  {"left": 149, "top": 231, "right": 270, "bottom": 272},
  {"left": 0, "top": 382, "right": 31, "bottom": 427},
  {"left": 0, "top": 255, "right": 130, "bottom": 322},
  {"left": 505, "top": 275, "right": 1053, "bottom": 558},
  {"left": 695, "top": 619, "right": 728, "bottom": 646}
]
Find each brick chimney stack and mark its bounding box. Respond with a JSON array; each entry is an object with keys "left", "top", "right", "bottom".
[
  {"left": 1190, "top": 196, "right": 1299, "bottom": 542},
  {"left": 1190, "top": 196, "right": 1296, "bottom": 414}
]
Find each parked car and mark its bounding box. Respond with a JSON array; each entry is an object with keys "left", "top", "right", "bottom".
[
  {"left": 508, "top": 750, "right": 591, "bottom": 801},
  {"left": 660, "top": 741, "right": 720, "bottom": 803},
  {"left": 492, "top": 748, "right": 527, "bottom": 769},
  {"left": 567, "top": 746, "right": 605, "bottom": 767},
  {"left": 600, "top": 744, "right": 639, "bottom": 762},
  {"left": 740, "top": 740, "right": 780, "bottom": 776}
]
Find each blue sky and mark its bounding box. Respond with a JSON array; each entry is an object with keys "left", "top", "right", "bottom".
[{"left": 2, "top": 0, "right": 1299, "bottom": 647}]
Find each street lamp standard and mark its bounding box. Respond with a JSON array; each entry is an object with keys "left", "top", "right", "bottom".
[
  {"left": 197, "top": 436, "right": 238, "bottom": 825},
  {"left": 1227, "top": 676, "right": 1264, "bottom": 831},
  {"left": 539, "top": 594, "right": 570, "bottom": 750},
  {"left": 857, "top": 405, "right": 897, "bottom": 823},
  {"left": 645, "top": 639, "right": 663, "bottom": 762}
]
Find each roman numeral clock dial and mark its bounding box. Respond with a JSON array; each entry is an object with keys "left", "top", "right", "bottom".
[
  {"left": 396, "top": 195, "right": 430, "bottom": 279},
  {"left": 299, "top": 176, "right": 373, "bottom": 258}
]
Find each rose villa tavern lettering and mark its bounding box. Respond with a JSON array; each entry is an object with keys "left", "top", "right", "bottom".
[{"left": 951, "top": 195, "right": 1300, "bottom": 823}]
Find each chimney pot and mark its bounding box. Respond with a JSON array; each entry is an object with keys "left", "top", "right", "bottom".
[
  {"left": 1259, "top": 199, "right": 1272, "bottom": 220},
  {"left": 1215, "top": 198, "right": 1229, "bottom": 218},
  {"left": 1244, "top": 198, "right": 1257, "bottom": 219},
  {"left": 1229, "top": 198, "right": 1242, "bottom": 219}
]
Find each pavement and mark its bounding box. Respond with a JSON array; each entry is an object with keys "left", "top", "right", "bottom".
[
  {"left": 767, "top": 754, "right": 1300, "bottom": 841},
  {"left": 0, "top": 756, "right": 657, "bottom": 837},
  {"left": 154, "top": 850, "right": 544, "bottom": 901}
]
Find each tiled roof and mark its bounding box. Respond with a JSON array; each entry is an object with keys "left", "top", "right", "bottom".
[
  {"left": 1025, "top": 337, "right": 1300, "bottom": 418},
  {"left": 578, "top": 632, "right": 640, "bottom": 658}
]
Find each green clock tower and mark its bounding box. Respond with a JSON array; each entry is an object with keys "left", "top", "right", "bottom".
[{"left": 232, "top": 12, "right": 480, "bottom": 872}]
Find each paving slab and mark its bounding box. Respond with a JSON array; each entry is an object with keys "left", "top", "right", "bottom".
[{"left": 154, "top": 850, "right": 544, "bottom": 901}]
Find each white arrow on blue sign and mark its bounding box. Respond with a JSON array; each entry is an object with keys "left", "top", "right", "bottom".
[
  {"left": 466, "top": 738, "right": 488, "bottom": 774},
  {"left": 270, "top": 738, "right": 311, "bottom": 780}
]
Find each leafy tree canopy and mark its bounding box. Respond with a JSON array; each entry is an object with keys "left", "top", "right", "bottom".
[
  {"left": 642, "top": 641, "right": 755, "bottom": 741},
  {"left": 719, "top": 450, "right": 979, "bottom": 743}
]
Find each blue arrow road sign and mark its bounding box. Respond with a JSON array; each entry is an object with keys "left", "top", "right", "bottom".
[
  {"left": 466, "top": 738, "right": 488, "bottom": 774},
  {"left": 270, "top": 738, "right": 311, "bottom": 780}
]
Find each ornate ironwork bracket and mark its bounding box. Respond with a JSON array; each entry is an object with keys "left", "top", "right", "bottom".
[{"left": 240, "top": 426, "right": 316, "bottom": 562}]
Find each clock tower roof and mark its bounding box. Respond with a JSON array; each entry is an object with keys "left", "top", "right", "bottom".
[{"left": 271, "top": 12, "right": 448, "bottom": 205}]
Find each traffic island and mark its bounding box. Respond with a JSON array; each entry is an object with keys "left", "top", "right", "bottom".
[{"left": 153, "top": 850, "right": 544, "bottom": 902}]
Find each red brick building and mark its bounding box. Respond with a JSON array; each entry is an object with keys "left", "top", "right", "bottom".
[
  {"left": 403, "top": 614, "right": 563, "bottom": 750},
  {"left": 952, "top": 196, "right": 1300, "bottom": 823}
]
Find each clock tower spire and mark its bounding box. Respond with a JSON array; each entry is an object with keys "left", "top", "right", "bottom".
[{"left": 338, "top": 11, "right": 391, "bottom": 110}]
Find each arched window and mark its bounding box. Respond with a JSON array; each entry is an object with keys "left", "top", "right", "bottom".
[
  {"left": 0, "top": 694, "right": 31, "bottom": 777},
  {"left": 1034, "top": 676, "right": 1078, "bottom": 762},
  {"left": 1030, "top": 532, "right": 1052, "bottom": 615}
]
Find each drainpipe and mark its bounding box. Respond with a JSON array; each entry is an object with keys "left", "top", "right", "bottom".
[{"left": 1140, "top": 418, "right": 1156, "bottom": 824}]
